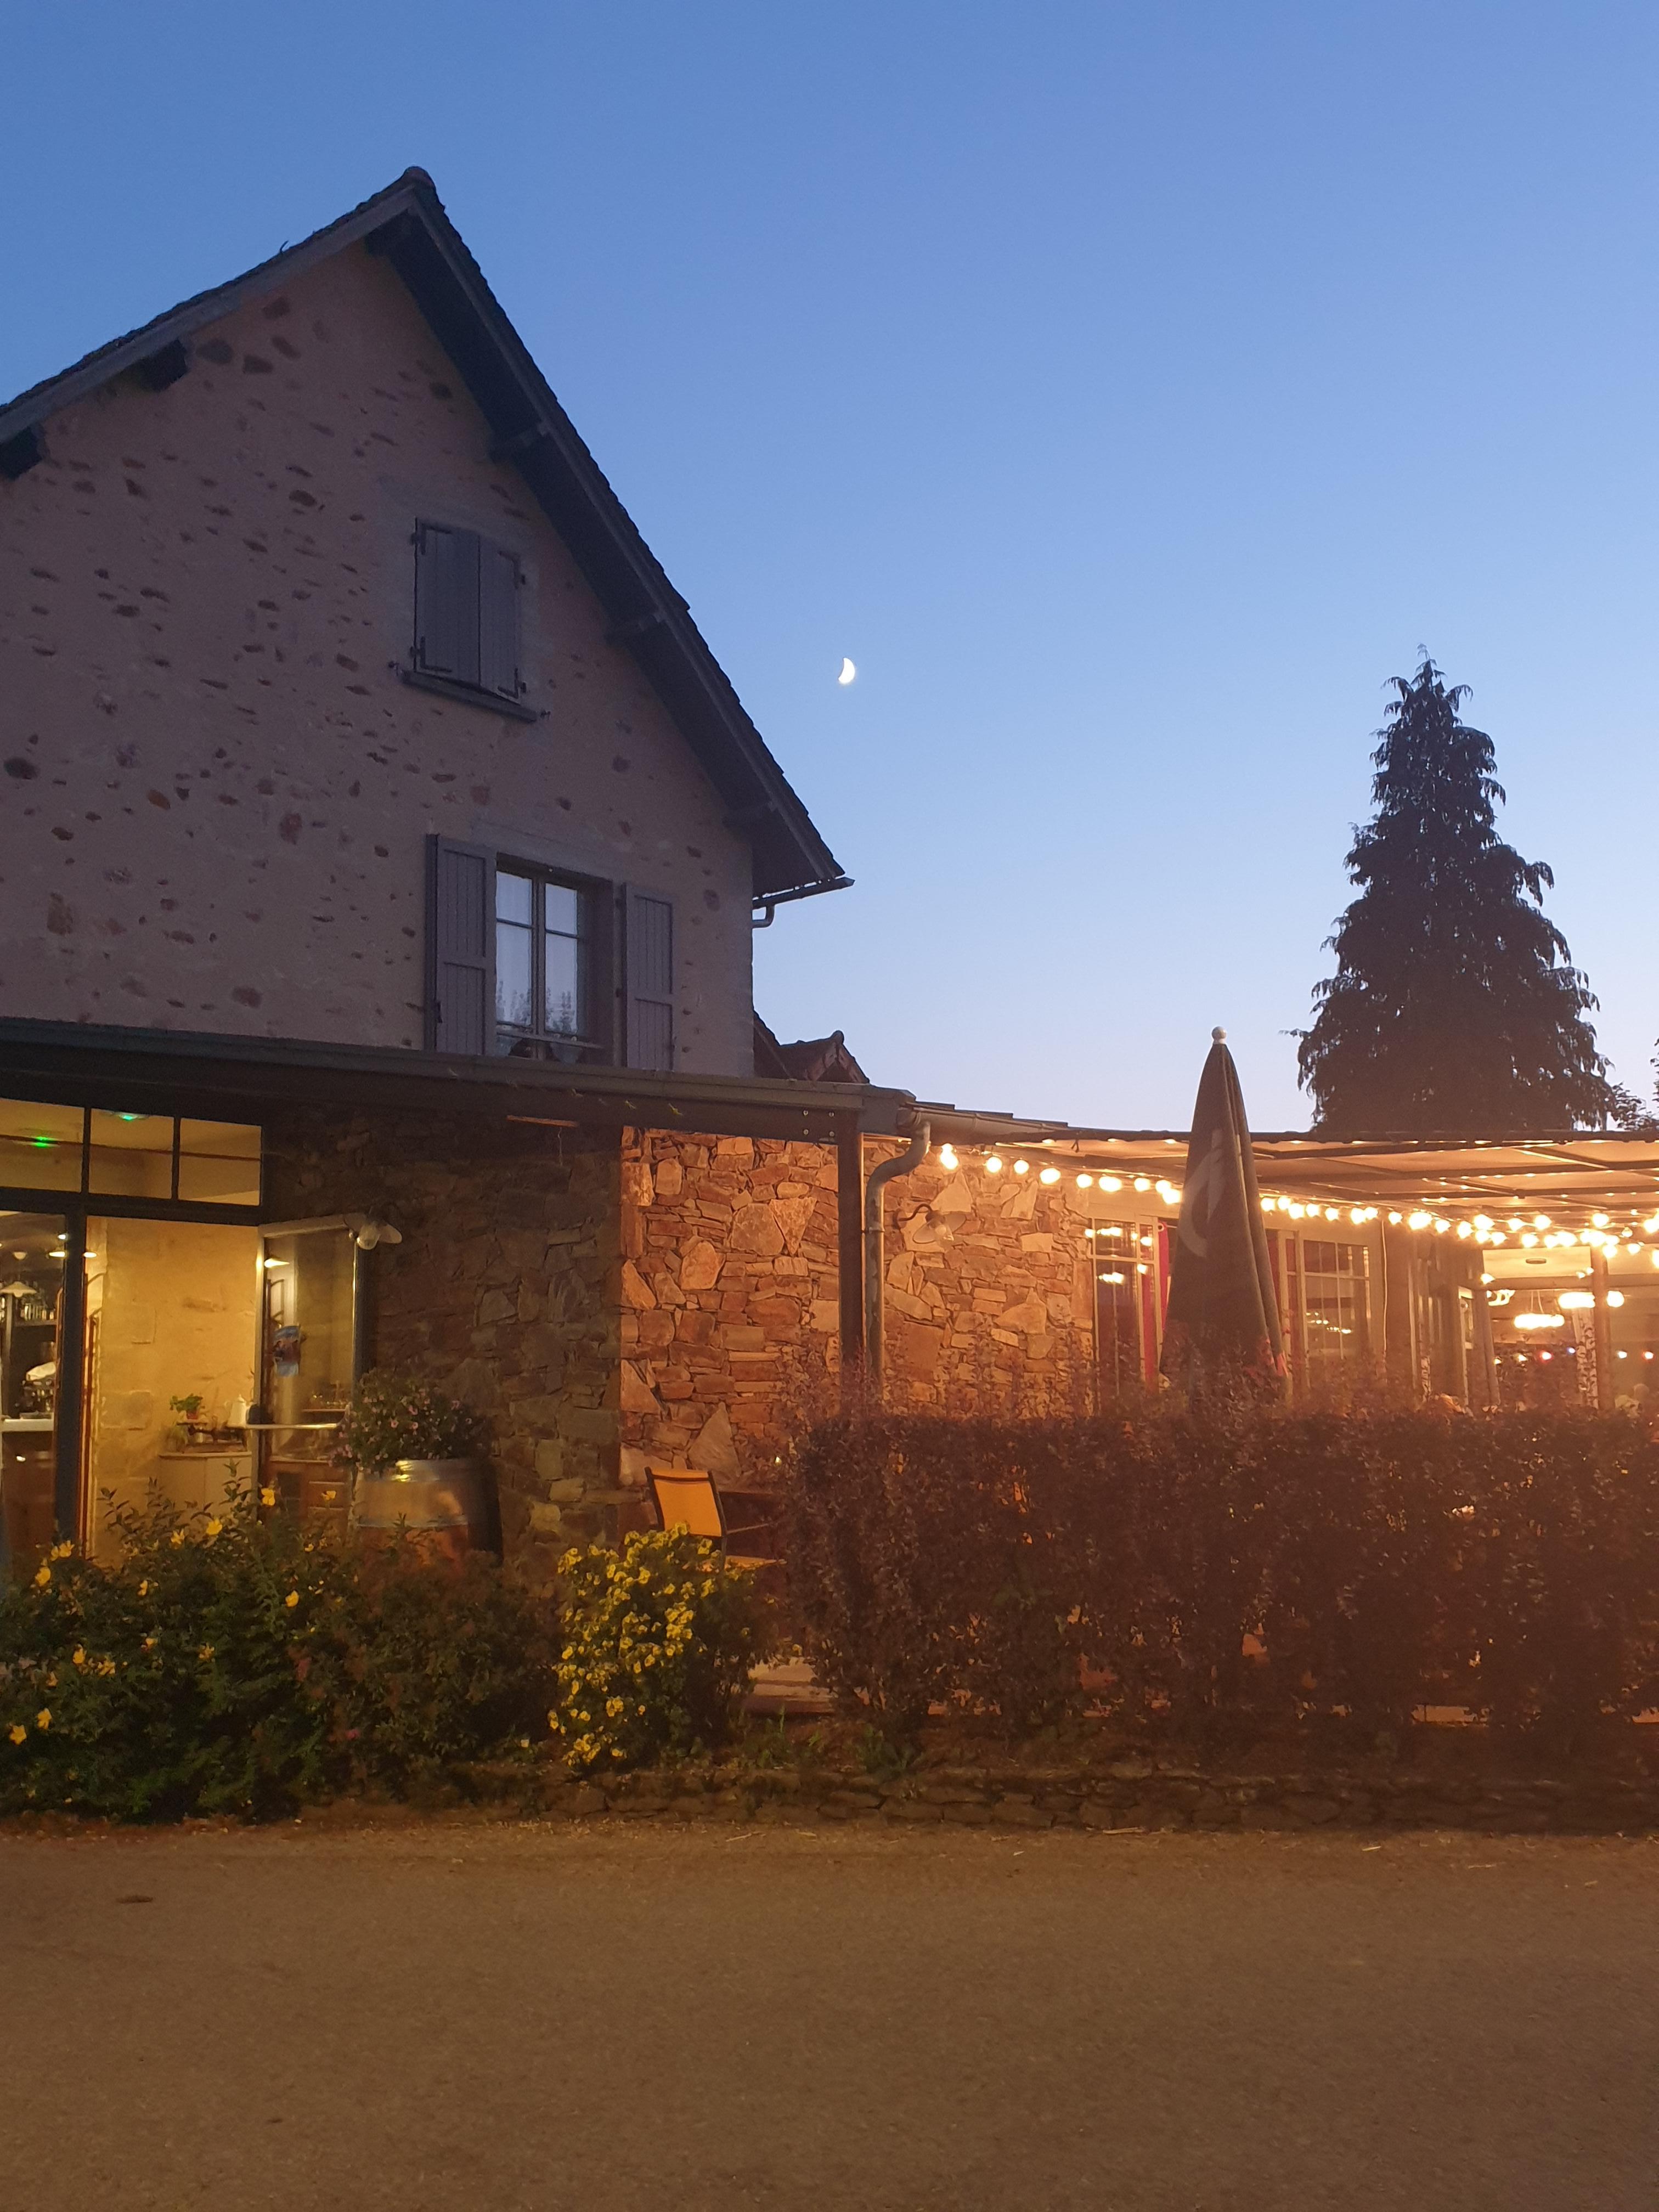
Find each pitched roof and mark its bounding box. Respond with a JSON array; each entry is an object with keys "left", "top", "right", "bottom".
[
  {"left": 0, "top": 169, "right": 849, "bottom": 906},
  {"left": 753, "top": 1015, "right": 869, "bottom": 1084}
]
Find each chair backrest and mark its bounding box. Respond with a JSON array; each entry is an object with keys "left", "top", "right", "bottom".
[{"left": 646, "top": 1467, "right": 725, "bottom": 1542}]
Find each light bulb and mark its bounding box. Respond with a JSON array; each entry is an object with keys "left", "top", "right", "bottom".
[
  {"left": 1455, "top": 1222, "right": 1472, "bottom": 1239},
  {"left": 1388, "top": 1211, "right": 1402, "bottom": 1225},
  {"left": 1592, "top": 1212, "right": 1609, "bottom": 1228},
  {"left": 1013, "top": 1160, "right": 1029, "bottom": 1176},
  {"left": 1408, "top": 1212, "right": 1431, "bottom": 1231},
  {"left": 1521, "top": 1233, "right": 1538, "bottom": 1248},
  {"left": 938, "top": 1144, "right": 958, "bottom": 1172},
  {"left": 1039, "top": 1167, "right": 1060, "bottom": 1185},
  {"left": 984, "top": 1155, "right": 1003, "bottom": 1175},
  {"left": 1534, "top": 1216, "right": 1550, "bottom": 1231},
  {"left": 1606, "top": 1290, "right": 1625, "bottom": 1308},
  {"left": 1076, "top": 1173, "right": 1093, "bottom": 1189},
  {"left": 1099, "top": 1176, "right": 1121, "bottom": 1192},
  {"left": 1133, "top": 1177, "right": 1151, "bottom": 1193}
]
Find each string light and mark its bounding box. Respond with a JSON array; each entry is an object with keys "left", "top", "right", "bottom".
[
  {"left": 1076, "top": 1173, "right": 1093, "bottom": 1189},
  {"left": 984, "top": 1155, "right": 1003, "bottom": 1175},
  {"left": 1039, "top": 1166, "right": 1060, "bottom": 1184},
  {"left": 1013, "top": 1159, "right": 1029, "bottom": 1176},
  {"left": 937, "top": 1143, "right": 958, "bottom": 1172}
]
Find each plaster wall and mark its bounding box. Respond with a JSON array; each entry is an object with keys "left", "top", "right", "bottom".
[{"left": 0, "top": 246, "right": 756, "bottom": 1070}]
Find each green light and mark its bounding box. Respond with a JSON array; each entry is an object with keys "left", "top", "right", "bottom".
[{"left": 31, "top": 1136, "right": 53, "bottom": 1149}]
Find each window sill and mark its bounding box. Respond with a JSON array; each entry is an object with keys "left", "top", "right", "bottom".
[{"left": 400, "top": 666, "right": 541, "bottom": 723}]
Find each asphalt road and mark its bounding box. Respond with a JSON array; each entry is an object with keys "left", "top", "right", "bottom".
[{"left": 2, "top": 1817, "right": 1655, "bottom": 2211}]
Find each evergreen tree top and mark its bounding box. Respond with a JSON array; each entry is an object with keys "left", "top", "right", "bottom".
[{"left": 1298, "top": 658, "right": 1628, "bottom": 1136}]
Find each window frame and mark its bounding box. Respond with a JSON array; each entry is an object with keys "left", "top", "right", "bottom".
[
  {"left": 405, "top": 518, "right": 538, "bottom": 722},
  {"left": 492, "top": 861, "right": 614, "bottom": 1063}
]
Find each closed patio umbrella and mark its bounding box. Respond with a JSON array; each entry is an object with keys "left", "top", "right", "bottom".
[{"left": 1160, "top": 1028, "right": 1285, "bottom": 1392}]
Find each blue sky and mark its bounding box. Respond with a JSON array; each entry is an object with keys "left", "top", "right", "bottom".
[{"left": 5, "top": 2, "right": 1655, "bottom": 1127}]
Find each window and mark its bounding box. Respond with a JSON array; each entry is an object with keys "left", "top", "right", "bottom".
[
  {"left": 0, "top": 1101, "right": 261, "bottom": 1208},
  {"left": 495, "top": 867, "right": 601, "bottom": 1062},
  {"left": 1089, "top": 1220, "right": 1145, "bottom": 1399},
  {"left": 425, "top": 837, "right": 675, "bottom": 1069},
  {"left": 409, "top": 520, "right": 530, "bottom": 714},
  {"left": 1299, "top": 1238, "right": 1371, "bottom": 1376}
]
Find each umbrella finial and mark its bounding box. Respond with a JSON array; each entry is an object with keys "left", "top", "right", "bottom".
[{"left": 1211, "top": 1026, "right": 1226, "bottom": 1042}]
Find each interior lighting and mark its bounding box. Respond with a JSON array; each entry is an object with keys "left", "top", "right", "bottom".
[
  {"left": 1539, "top": 1350, "right": 1553, "bottom": 1361},
  {"left": 1607, "top": 1290, "right": 1625, "bottom": 1308},
  {"left": 1455, "top": 1222, "right": 1472, "bottom": 1239},
  {"left": 1388, "top": 1211, "right": 1402, "bottom": 1225},
  {"left": 1521, "top": 1233, "right": 1538, "bottom": 1248},
  {"left": 1514, "top": 1312, "right": 1565, "bottom": 1330},
  {"left": 984, "top": 1155, "right": 1003, "bottom": 1175},
  {"left": 1136, "top": 1263, "right": 1149, "bottom": 1275},
  {"left": 1474, "top": 1216, "right": 1494, "bottom": 1234},
  {"left": 1480, "top": 1273, "right": 1493, "bottom": 1285},
  {"left": 1099, "top": 1272, "right": 1125, "bottom": 1285},
  {"left": 1645, "top": 1215, "right": 1659, "bottom": 1234},
  {"left": 1592, "top": 1212, "right": 1610, "bottom": 1229},
  {"left": 1558, "top": 1291, "right": 1595, "bottom": 1310},
  {"left": 1039, "top": 1166, "right": 1060, "bottom": 1184},
  {"left": 1647, "top": 1351, "right": 1656, "bottom": 1360},
  {"left": 1408, "top": 1212, "right": 1432, "bottom": 1231},
  {"left": 1534, "top": 1216, "right": 1551, "bottom": 1231},
  {"left": 1617, "top": 1350, "right": 1628, "bottom": 1359},
  {"left": 1506, "top": 1218, "right": 1523, "bottom": 1233},
  {"left": 1076, "top": 1173, "right": 1093, "bottom": 1189}
]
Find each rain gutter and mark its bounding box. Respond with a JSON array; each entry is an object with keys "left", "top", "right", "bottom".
[{"left": 862, "top": 1117, "right": 931, "bottom": 1400}]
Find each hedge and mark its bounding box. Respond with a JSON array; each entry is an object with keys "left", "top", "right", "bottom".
[{"left": 780, "top": 1408, "right": 1659, "bottom": 1750}]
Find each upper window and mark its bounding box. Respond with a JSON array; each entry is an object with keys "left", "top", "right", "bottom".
[
  {"left": 495, "top": 867, "right": 601, "bottom": 1063},
  {"left": 0, "top": 1101, "right": 261, "bottom": 1207},
  {"left": 410, "top": 520, "right": 529, "bottom": 713}
]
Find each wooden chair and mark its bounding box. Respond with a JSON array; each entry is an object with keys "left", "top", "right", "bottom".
[{"left": 645, "top": 1467, "right": 775, "bottom": 1570}]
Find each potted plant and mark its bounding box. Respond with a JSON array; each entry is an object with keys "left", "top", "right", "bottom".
[
  {"left": 168, "top": 1392, "right": 206, "bottom": 1448},
  {"left": 337, "top": 1370, "right": 493, "bottom": 1558}
]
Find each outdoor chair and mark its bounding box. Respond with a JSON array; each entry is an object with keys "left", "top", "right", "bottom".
[{"left": 644, "top": 1467, "right": 776, "bottom": 1570}]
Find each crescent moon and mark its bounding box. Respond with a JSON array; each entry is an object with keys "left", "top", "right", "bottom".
[{"left": 837, "top": 657, "right": 856, "bottom": 686}]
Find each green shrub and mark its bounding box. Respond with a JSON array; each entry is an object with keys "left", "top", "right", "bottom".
[
  {"left": 554, "top": 1527, "right": 768, "bottom": 1773},
  {"left": 782, "top": 1407, "right": 1659, "bottom": 1751},
  {"left": 1, "top": 1485, "right": 556, "bottom": 1820}
]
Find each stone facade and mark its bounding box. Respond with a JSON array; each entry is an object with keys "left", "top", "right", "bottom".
[{"left": 264, "top": 1108, "right": 620, "bottom": 1559}]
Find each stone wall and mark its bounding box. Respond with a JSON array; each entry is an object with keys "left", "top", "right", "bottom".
[
  {"left": 618, "top": 1130, "right": 842, "bottom": 1483},
  {"left": 264, "top": 1108, "right": 620, "bottom": 1560},
  {"left": 615, "top": 1131, "right": 1117, "bottom": 1485}
]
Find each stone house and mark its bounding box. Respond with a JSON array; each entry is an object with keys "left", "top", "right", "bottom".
[{"left": 8, "top": 171, "right": 1641, "bottom": 1573}]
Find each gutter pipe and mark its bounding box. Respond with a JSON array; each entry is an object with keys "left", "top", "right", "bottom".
[{"left": 862, "top": 1118, "right": 931, "bottom": 1400}]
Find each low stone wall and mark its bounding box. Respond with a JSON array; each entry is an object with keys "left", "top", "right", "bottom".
[{"left": 471, "top": 1751, "right": 1659, "bottom": 1836}]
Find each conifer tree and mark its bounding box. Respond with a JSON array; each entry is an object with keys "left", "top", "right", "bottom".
[{"left": 1298, "top": 658, "right": 1622, "bottom": 1134}]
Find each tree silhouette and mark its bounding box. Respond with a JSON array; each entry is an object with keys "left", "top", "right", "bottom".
[{"left": 1299, "top": 658, "right": 1624, "bottom": 1134}]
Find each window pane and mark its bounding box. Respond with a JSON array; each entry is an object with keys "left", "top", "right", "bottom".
[
  {"left": 496, "top": 922, "right": 532, "bottom": 1032},
  {"left": 0, "top": 1099, "right": 83, "bottom": 1192},
  {"left": 495, "top": 871, "right": 533, "bottom": 926},
  {"left": 177, "top": 1155, "right": 262, "bottom": 1205},
  {"left": 179, "top": 1118, "right": 260, "bottom": 1160},
  {"left": 88, "top": 1110, "right": 174, "bottom": 1198},
  {"left": 545, "top": 928, "right": 582, "bottom": 1036},
  {"left": 544, "top": 882, "right": 581, "bottom": 938}
]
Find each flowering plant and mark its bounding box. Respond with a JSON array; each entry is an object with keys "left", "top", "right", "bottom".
[
  {"left": 552, "top": 1526, "right": 768, "bottom": 1773},
  {"left": 336, "top": 1370, "right": 489, "bottom": 1476},
  {"left": 1, "top": 1482, "right": 554, "bottom": 1820}
]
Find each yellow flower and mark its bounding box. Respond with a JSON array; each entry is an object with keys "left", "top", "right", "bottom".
[
  {"left": 170, "top": 1530, "right": 185, "bottom": 1548},
  {"left": 32, "top": 1565, "right": 50, "bottom": 1588},
  {"left": 98, "top": 1659, "right": 116, "bottom": 1677},
  {"left": 259, "top": 1488, "right": 276, "bottom": 1508},
  {"left": 285, "top": 1590, "right": 300, "bottom": 1610},
  {"left": 35, "top": 1708, "right": 50, "bottom": 1731},
  {"left": 547, "top": 1709, "right": 561, "bottom": 1731},
  {"left": 198, "top": 1645, "right": 215, "bottom": 1662},
  {"left": 50, "top": 1541, "right": 73, "bottom": 1560},
  {"left": 137, "top": 1579, "right": 149, "bottom": 1598},
  {"left": 71, "top": 1647, "right": 86, "bottom": 1668},
  {"left": 7, "top": 1724, "right": 26, "bottom": 1746},
  {"left": 205, "top": 1519, "right": 222, "bottom": 1539},
  {"left": 142, "top": 1637, "right": 156, "bottom": 1651}
]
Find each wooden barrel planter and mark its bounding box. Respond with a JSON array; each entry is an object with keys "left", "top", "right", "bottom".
[{"left": 352, "top": 1459, "right": 492, "bottom": 1565}]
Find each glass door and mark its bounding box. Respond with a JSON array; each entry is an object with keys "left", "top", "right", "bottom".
[
  {"left": 0, "top": 1214, "right": 68, "bottom": 1571},
  {"left": 255, "top": 1223, "right": 362, "bottom": 1534}
]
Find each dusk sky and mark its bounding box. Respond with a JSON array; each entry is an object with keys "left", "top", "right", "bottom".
[{"left": 5, "top": 2, "right": 1655, "bottom": 1130}]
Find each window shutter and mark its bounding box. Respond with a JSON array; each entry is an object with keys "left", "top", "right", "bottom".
[
  {"left": 414, "top": 522, "right": 481, "bottom": 685},
  {"left": 626, "top": 892, "right": 675, "bottom": 1071},
  {"left": 425, "top": 835, "right": 495, "bottom": 1055},
  {"left": 478, "top": 541, "right": 522, "bottom": 701}
]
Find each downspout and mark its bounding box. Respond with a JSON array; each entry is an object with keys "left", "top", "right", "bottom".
[{"left": 862, "top": 1118, "right": 930, "bottom": 1401}]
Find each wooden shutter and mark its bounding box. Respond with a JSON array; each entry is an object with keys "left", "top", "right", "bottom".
[
  {"left": 626, "top": 892, "right": 675, "bottom": 1071},
  {"left": 414, "top": 522, "right": 481, "bottom": 685},
  {"left": 478, "top": 541, "right": 522, "bottom": 701},
  {"left": 424, "top": 836, "right": 495, "bottom": 1055}
]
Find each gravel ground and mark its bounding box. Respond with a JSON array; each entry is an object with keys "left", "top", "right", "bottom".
[{"left": 3, "top": 1816, "right": 1656, "bottom": 2210}]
